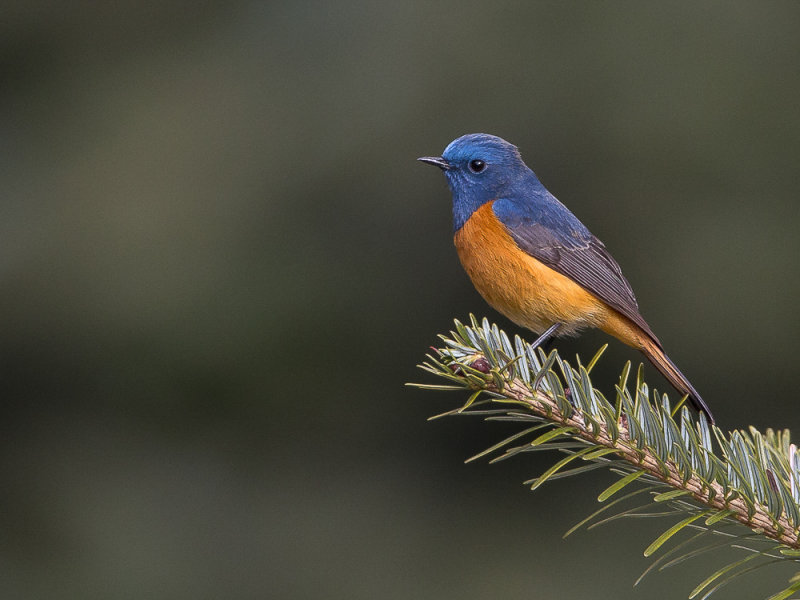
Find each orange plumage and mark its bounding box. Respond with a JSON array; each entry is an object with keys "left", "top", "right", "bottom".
[
  {"left": 455, "top": 202, "right": 704, "bottom": 419},
  {"left": 456, "top": 202, "right": 649, "bottom": 349},
  {"left": 455, "top": 202, "right": 608, "bottom": 336}
]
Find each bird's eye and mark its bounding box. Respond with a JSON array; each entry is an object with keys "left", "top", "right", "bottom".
[{"left": 468, "top": 159, "right": 486, "bottom": 173}]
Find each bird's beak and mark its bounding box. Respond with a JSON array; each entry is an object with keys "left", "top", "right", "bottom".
[{"left": 417, "top": 156, "right": 452, "bottom": 171}]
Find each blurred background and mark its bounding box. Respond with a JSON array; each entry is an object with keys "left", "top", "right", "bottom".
[{"left": 1, "top": 2, "right": 799, "bottom": 598}]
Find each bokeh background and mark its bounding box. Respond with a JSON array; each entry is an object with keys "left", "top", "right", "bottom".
[{"left": 2, "top": 2, "right": 799, "bottom": 598}]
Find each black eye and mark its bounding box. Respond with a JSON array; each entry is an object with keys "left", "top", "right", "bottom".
[{"left": 468, "top": 159, "right": 486, "bottom": 173}]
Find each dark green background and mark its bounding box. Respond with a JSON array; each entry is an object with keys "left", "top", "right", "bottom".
[{"left": 2, "top": 2, "right": 799, "bottom": 598}]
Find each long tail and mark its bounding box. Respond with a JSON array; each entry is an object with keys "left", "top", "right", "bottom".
[{"left": 639, "top": 337, "right": 714, "bottom": 424}]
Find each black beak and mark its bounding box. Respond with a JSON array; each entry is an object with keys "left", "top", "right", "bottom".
[{"left": 417, "top": 156, "right": 452, "bottom": 171}]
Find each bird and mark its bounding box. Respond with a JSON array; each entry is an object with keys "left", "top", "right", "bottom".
[{"left": 419, "top": 133, "right": 713, "bottom": 423}]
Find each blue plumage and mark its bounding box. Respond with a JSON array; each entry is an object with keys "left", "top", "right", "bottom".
[
  {"left": 438, "top": 134, "right": 528, "bottom": 231},
  {"left": 440, "top": 134, "right": 590, "bottom": 245}
]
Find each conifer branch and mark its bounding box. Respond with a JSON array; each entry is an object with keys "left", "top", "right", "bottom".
[
  {"left": 480, "top": 375, "right": 798, "bottom": 548},
  {"left": 412, "top": 316, "right": 800, "bottom": 599}
]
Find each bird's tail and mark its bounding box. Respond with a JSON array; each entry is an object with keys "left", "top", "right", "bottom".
[{"left": 639, "top": 337, "right": 714, "bottom": 424}]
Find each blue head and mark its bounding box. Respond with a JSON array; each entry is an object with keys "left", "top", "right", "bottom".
[{"left": 419, "top": 133, "right": 539, "bottom": 231}]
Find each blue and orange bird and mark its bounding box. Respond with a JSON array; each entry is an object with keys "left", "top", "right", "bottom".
[{"left": 419, "top": 133, "right": 713, "bottom": 423}]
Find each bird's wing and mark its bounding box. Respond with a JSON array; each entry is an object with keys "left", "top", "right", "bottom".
[{"left": 503, "top": 219, "right": 660, "bottom": 345}]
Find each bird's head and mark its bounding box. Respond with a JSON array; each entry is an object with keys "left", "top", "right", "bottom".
[{"left": 419, "top": 133, "right": 533, "bottom": 231}]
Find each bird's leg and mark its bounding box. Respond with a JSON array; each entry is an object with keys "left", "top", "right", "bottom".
[
  {"left": 530, "top": 322, "right": 561, "bottom": 350},
  {"left": 529, "top": 322, "right": 573, "bottom": 404},
  {"left": 539, "top": 333, "right": 558, "bottom": 352}
]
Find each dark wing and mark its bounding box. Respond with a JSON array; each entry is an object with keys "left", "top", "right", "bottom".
[{"left": 507, "top": 221, "right": 660, "bottom": 344}]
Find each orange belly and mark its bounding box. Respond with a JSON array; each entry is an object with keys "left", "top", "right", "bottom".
[
  {"left": 453, "top": 202, "right": 708, "bottom": 419},
  {"left": 454, "top": 202, "right": 614, "bottom": 337}
]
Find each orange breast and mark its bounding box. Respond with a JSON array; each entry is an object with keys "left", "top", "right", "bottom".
[{"left": 453, "top": 201, "right": 611, "bottom": 336}]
